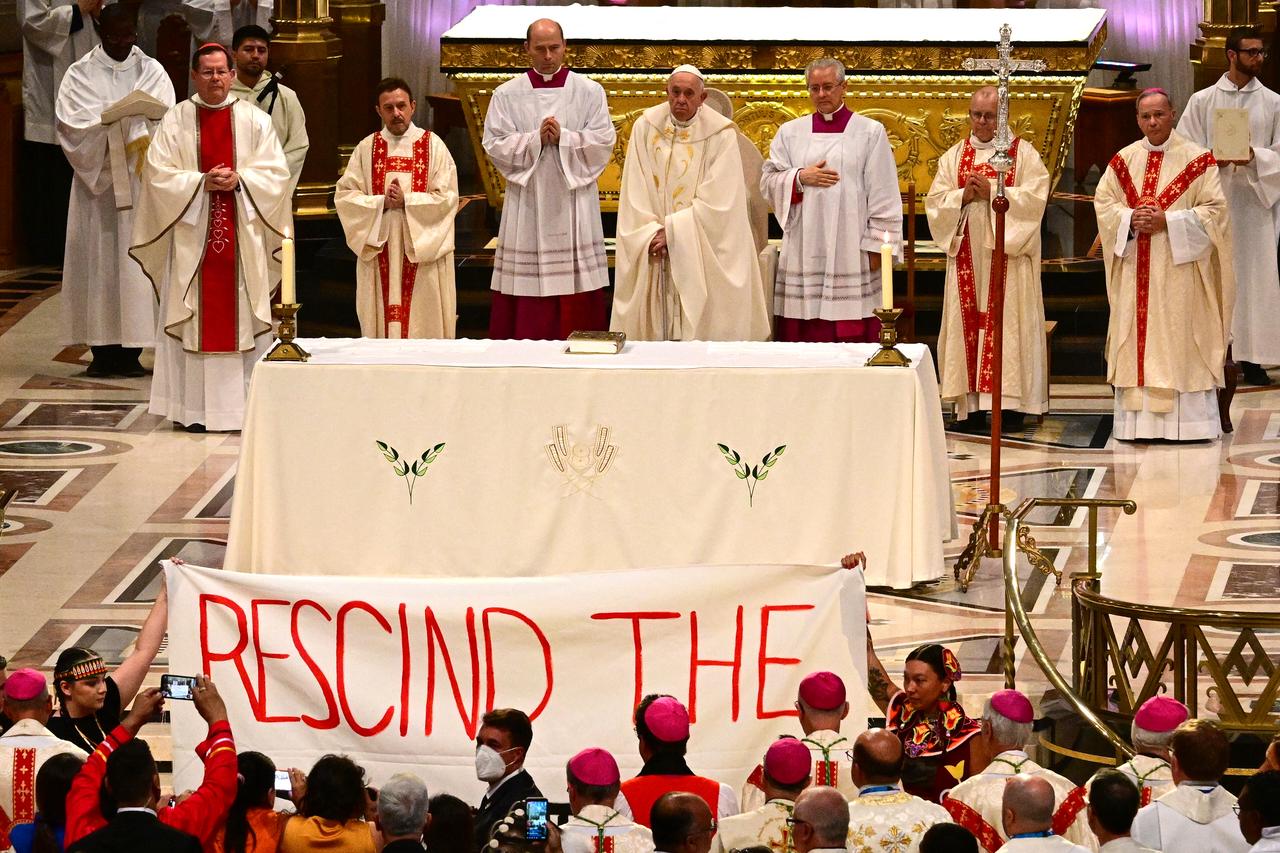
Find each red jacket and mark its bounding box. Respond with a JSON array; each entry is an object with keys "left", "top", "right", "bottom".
[{"left": 65, "top": 720, "right": 238, "bottom": 851}]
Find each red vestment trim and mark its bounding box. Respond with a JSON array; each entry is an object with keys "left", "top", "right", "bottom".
[
  {"left": 0, "top": 748, "right": 37, "bottom": 848},
  {"left": 372, "top": 132, "right": 431, "bottom": 338},
  {"left": 943, "top": 796, "right": 1004, "bottom": 852},
  {"left": 619, "top": 775, "right": 720, "bottom": 828},
  {"left": 1140, "top": 786, "right": 1152, "bottom": 807},
  {"left": 953, "top": 137, "right": 1019, "bottom": 393},
  {"left": 196, "top": 104, "right": 238, "bottom": 353},
  {"left": 1107, "top": 148, "right": 1215, "bottom": 386},
  {"left": 593, "top": 836, "right": 616, "bottom": 853},
  {"left": 1053, "top": 786, "right": 1087, "bottom": 838},
  {"left": 527, "top": 67, "right": 570, "bottom": 89},
  {"left": 488, "top": 290, "right": 610, "bottom": 340},
  {"left": 815, "top": 760, "right": 840, "bottom": 787}
]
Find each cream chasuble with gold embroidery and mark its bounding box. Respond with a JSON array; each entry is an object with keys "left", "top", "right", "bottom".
[
  {"left": 710, "top": 798, "right": 794, "bottom": 853},
  {"left": 846, "top": 785, "right": 953, "bottom": 853}
]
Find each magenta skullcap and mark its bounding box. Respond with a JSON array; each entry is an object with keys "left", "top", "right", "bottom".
[
  {"left": 764, "top": 738, "right": 812, "bottom": 786},
  {"left": 644, "top": 696, "right": 691, "bottom": 743},
  {"left": 989, "top": 689, "right": 1034, "bottom": 724},
  {"left": 3, "top": 668, "right": 47, "bottom": 702},
  {"left": 568, "top": 748, "right": 620, "bottom": 786},
  {"left": 798, "top": 671, "right": 846, "bottom": 710},
  {"left": 1134, "top": 696, "right": 1189, "bottom": 733}
]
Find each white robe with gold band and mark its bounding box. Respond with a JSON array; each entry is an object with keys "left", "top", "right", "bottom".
[
  {"left": 926, "top": 134, "right": 1050, "bottom": 418},
  {"left": 612, "top": 102, "right": 770, "bottom": 342},
  {"left": 0, "top": 719, "right": 87, "bottom": 850},
  {"left": 709, "top": 797, "right": 793, "bottom": 853},
  {"left": 130, "top": 95, "right": 291, "bottom": 431},
  {"left": 336, "top": 124, "right": 458, "bottom": 339},
  {"left": 846, "top": 785, "right": 953, "bottom": 853},
  {"left": 55, "top": 45, "right": 174, "bottom": 348},
  {"left": 1094, "top": 132, "right": 1233, "bottom": 441},
  {"left": 739, "top": 729, "right": 858, "bottom": 812},
  {"left": 560, "top": 805, "right": 655, "bottom": 853}
]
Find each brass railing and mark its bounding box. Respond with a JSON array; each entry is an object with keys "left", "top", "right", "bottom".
[{"left": 1002, "top": 495, "right": 1280, "bottom": 769}]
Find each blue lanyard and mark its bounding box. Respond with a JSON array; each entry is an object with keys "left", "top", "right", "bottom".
[
  {"left": 859, "top": 785, "right": 898, "bottom": 795},
  {"left": 1011, "top": 831, "right": 1053, "bottom": 839}
]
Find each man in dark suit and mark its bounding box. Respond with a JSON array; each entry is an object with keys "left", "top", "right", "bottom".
[
  {"left": 473, "top": 707, "right": 542, "bottom": 850},
  {"left": 377, "top": 771, "right": 430, "bottom": 852},
  {"left": 67, "top": 737, "right": 201, "bottom": 852}
]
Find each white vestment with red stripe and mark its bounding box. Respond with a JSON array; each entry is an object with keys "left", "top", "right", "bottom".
[
  {"left": 739, "top": 729, "right": 858, "bottom": 812},
  {"left": 336, "top": 124, "right": 458, "bottom": 339},
  {"left": 926, "top": 134, "right": 1050, "bottom": 418},
  {"left": 1094, "top": 132, "right": 1233, "bottom": 441},
  {"left": 561, "top": 805, "right": 655, "bottom": 853},
  {"left": 0, "top": 719, "right": 87, "bottom": 851}
]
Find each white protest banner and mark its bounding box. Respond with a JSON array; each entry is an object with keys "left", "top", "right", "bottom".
[{"left": 165, "top": 561, "right": 867, "bottom": 802}]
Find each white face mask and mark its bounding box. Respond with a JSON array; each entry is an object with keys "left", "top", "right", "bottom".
[{"left": 475, "top": 744, "right": 513, "bottom": 782}]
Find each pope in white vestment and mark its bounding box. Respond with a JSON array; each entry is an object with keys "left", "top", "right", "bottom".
[
  {"left": 926, "top": 88, "right": 1050, "bottom": 423},
  {"left": 847, "top": 784, "right": 952, "bottom": 853},
  {"left": 943, "top": 750, "right": 1096, "bottom": 852},
  {"left": 130, "top": 45, "right": 290, "bottom": 432},
  {"left": 55, "top": 10, "right": 174, "bottom": 375},
  {"left": 1178, "top": 35, "right": 1280, "bottom": 382},
  {"left": 1094, "top": 91, "right": 1233, "bottom": 442},
  {"left": 336, "top": 81, "right": 458, "bottom": 340},
  {"left": 483, "top": 19, "right": 614, "bottom": 340},
  {"left": 612, "top": 65, "right": 769, "bottom": 342},
  {"left": 1130, "top": 783, "right": 1250, "bottom": 853},
  {"left": 229, "top": 28, "right": 309, "bottom": 197},
  {"left": 760, "top": 58, "right": 902, "bottom": 343}
]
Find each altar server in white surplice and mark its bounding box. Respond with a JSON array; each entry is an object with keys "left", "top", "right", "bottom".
[
  {"left": 561, "top": 749, "right": 655, "bottom": 853},
  {"left": 1000, "top": 776, "right": 1093, "bottom": 853},
  {"left": 926, "top": 86, "right": 1050, "bottom": 430},
  {"left": 1178, "top": 25, "right": 1280, "bottom": 387},
  {"left": 1130, "top": 720, "right": 1250, "bottom": 853},
  {"left": 612, "top": 65, "right": 770, "bottom": 342},
  {"left": 55, "top": 5, "right": 174, "bottom": 379},
  {"left": 336, "top": 77, "right": 458, "bottom": 339},
  {"left": 131, "top": 44, "right": 290, "bottom": 433},
  {"left": 1093, "top": 88, "right": 1233, "bottom": 442},
  {"left": 760, "top": 58, "right": 902, "bottom": 343},
  {"left": 230, "top": 25, "right": 309, "bottom": 196},
  {"left": 712, "top": 738, "right": 809, "bottom": 853},
  {"left": 845, "top": 729, "right": 952, "bottom": 853},
  {"left": 741, "top": 672, "right": 858, "bottom": 813},
  {"left": 483, "top": 18, "right": 614, "bottom": 340}
]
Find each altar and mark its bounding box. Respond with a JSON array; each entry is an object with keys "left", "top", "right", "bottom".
[
  {"left": 441, "top": 5, "right": 1107, "bottom": 210},
  {"left": 225, "top": 339, "right": 955, "bottom": 589}
]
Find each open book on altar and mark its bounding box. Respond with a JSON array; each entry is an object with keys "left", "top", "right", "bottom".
[
  {"left": 1212, "top": 107, "right": 1251, "bottom": 162},
  {"left": 101, "top": 90, "right": 169, "bottom": 125}
]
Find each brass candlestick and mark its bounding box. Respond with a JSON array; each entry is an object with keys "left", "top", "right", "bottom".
[
  {"left": 865, "top": 307, "right": 911, "bottom": 367},
  {"left": 264, "top": 303, "right": 311, "bottom": 362}
]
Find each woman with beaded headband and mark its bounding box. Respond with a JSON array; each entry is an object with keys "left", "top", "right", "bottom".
[
  {"left": 46, "top": 587, "right": 168, "bottom": 751},
  {"left": 865, "top": 641, "right": 981, "bottom": 803}
]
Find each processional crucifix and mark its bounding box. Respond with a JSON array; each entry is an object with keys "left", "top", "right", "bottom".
[{"left": 954, "top": 25, "right": 1045, "bottom": 591}]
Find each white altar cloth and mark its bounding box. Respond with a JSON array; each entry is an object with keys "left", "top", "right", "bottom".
[
  {"left": 225, "top": 339, "right": 955, "bottom": 589},
  {"left": 442, "top": 5, "right": 1106, "bottom": 46}
]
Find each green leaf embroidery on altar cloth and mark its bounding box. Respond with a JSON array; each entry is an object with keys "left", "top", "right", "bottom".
[
  {"left": 375, "top": 439, "right": 447, "bottom": 504},
  {"left": 717, "top": 443, "right": 786, "bottom": 506}
]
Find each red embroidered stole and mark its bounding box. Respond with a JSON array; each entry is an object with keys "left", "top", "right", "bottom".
[
  {"left": 196, "top": 104, "right": 238, "bottom": 353},
  {"left": 1053, "top": 786, "right": 1087, "bottom": 838},
  {"left": 592, "top": 836, "right": 615, "bottom": 853},
  {"left": 943, "top": 796, "right": 1004, "bottom": 852},
  {"left": 1107, "top": 146, "right": 1216, "bottom": 385},
  {"left": 0, "top": 748, "right": 37, "bottom": 848},
  {"left": 371, "top": 131, "right": 431, "bottom": 338},
  {"left": 953, "top": 137, "right": 1019, "bottom": 393}
]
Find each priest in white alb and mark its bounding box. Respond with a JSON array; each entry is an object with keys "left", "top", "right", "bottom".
[
  {"left": 130, "top": 43, "right": 290, "bottom": 432},
  {"left": 611, "top": 65, "right": 769, "bottom": 342},
  {"left": 760, "top": 58, "right": 902, "bottom": 343},
  {"left": 336, "top": 77, "right": 458, "bottom": 339},
  {"left": 1094, "top": 88, "right": 1233, "bottom": 442},
  {"left": 482, "top": 18, "right": 614, "bottom": 340},
  {"left": 926, "top": 86, "right": 1050, "bottom": 430},
  {"left": 560, "top": 748, "right": 654, "bottom": 853},
  {"left": 1177, "top": 25, "right": 1280, "bottom": 388},
  {"left": 56, "top": 5, "right": 174, "bottom": 379}
]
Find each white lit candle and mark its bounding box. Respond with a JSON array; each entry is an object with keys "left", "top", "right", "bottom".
[
  {"left": 281, "top": 232, "right": 296, "bottom": 304},
  {"left": 880, "top": 232, "right": 894, "bottom": 310}
]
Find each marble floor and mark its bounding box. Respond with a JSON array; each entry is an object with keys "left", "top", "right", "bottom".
[{"left": 0, "top": 269, "right": 1278, "bottom": 775}]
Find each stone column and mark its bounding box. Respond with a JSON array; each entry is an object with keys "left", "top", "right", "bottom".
[
  {"left": 329, "top": 0, "right": 385, "bottom": 157},
  {"left": 271, "top": 0, "right": 342, "bottom": 217},
  {"left": 1190, "top": 0, "right": 1275, "bottom": 92}
]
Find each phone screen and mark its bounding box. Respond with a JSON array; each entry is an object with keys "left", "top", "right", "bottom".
[
  {"left": 161, "top": 675, "right": 198, "bottom": 701},
  {"left": 275, "top": 770, "right": 291, "bottom": 794},
  {"left": 525, "top": 798, "right": 549, "bottom": 841}
]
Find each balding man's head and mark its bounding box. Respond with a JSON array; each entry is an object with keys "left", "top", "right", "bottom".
[
  {"left": 651, "top": 792, "right": 715, "bottom": 853},
  {"left": 1002, "top": 774, "right": 1055, "bottom": 837},
  {"left": 968, "top": 86, "right": 999, "bottom": 143},
  {"left": 792, "top": 787, "right": 850, "bottom": 852},
  {"left": 524, "top": 18, "right": 565, "bottom": 76},
  {"left": 852, "top": 728, "right": 904, "bottom": 786}
]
